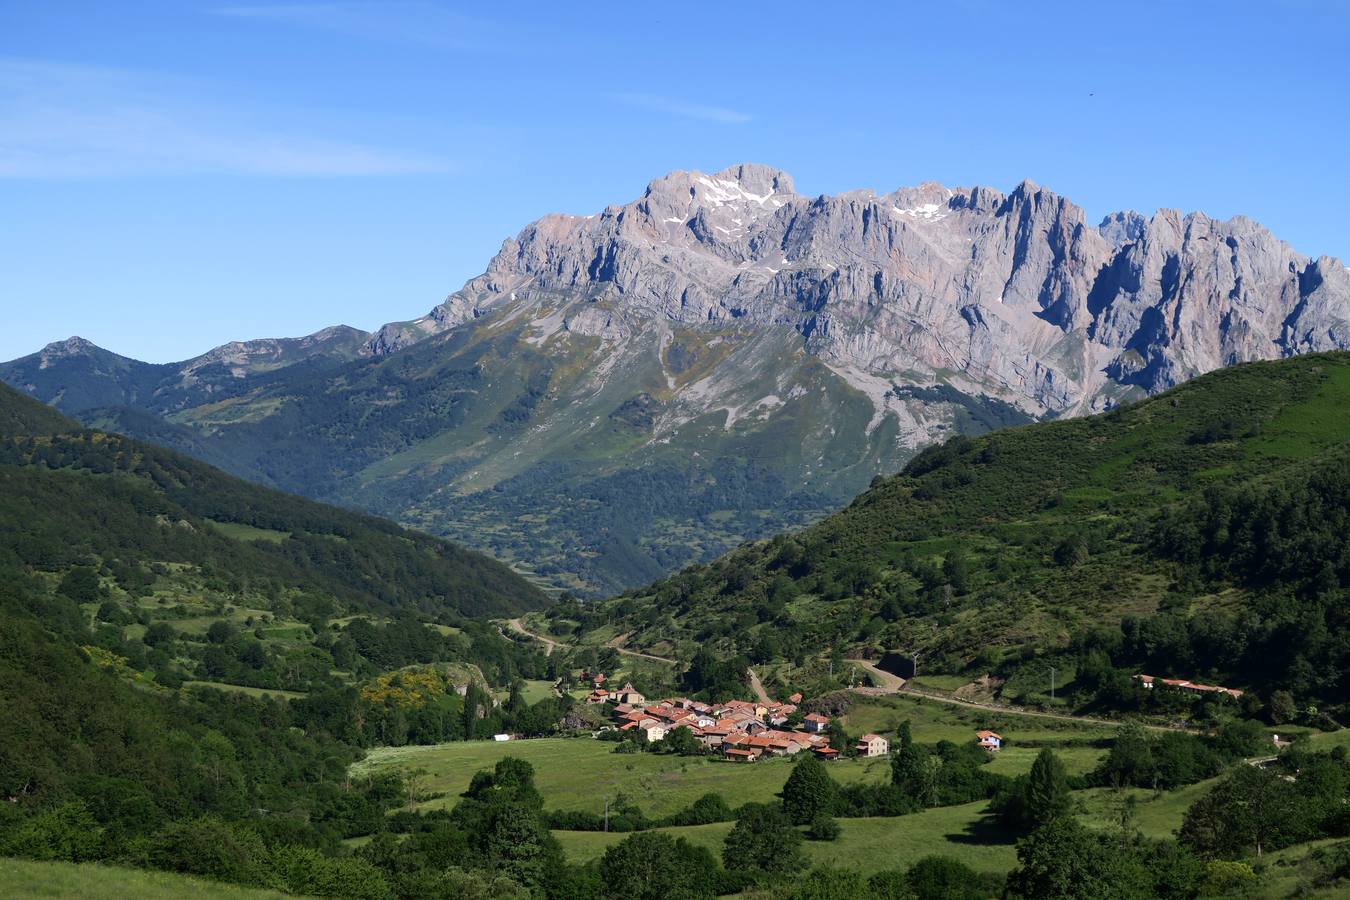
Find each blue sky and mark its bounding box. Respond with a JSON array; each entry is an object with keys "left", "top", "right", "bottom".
[{"left": 2, "top": 0, "right": 1347, "bottom": 363}]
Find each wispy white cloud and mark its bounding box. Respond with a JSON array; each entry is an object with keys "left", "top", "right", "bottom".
[
  {"left": 615, "top": 92, "right": 752, "bottom": 124},
  {"left": 0, "top": 59, "right": 452, "bottom": 177},
  {"left": 209, "top": 2, "right": 495, "bottom": 50}
]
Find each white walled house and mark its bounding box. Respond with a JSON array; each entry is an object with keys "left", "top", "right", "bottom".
[{"left": 856, "top": 733, "right": 889, "bottom": 757}]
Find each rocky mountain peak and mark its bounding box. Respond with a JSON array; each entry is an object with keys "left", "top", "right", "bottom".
[
  {"left": 377, "top": 164, "right": 1349, "bottom": 419},
  {"left": 644, "top": 162, "right": 796, "bottom": 205},
  {"left": 42, "top": 336, "right": 98, "bottom": 356},
  {"left": 1099, "top": 210, "right": 1148, "bottom": 246}
]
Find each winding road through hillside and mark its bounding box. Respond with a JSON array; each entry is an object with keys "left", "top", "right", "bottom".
[
  {"left": 502, "top": 619, "right": 676, "bottom": 666},
  {"left": 502, "top": 618, "right": 562, "bottom": 656},
  {"left": 847, "top": 658, "right": 1189, "bottom": 733}
]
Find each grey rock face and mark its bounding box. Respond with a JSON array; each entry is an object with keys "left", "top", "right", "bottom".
[{"left": 368, "top": 164, "right": 1349, "bottom": 419}]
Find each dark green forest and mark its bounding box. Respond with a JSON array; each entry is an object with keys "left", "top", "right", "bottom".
[{"left": 0, "top": 382, "right": 547, "bottom": 619}]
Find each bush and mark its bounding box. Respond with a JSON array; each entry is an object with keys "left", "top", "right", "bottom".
[
  {"left": 791, "top": 866, "right": 867, "bottom": 899},
  {"left": 806, "top": 813, "right": 841, "bottom": 841},
  {"left": 722, "top": 803, "right": 806, "bottom": 874},
  {"left": 147, "top": 816, "right": 271, "bottom": 886},
  {"left": 906, "top": 855, "right": 989, "bottom": 899},
  {"left": 0, "top": 802, "right": 104, "bottom": 862}
]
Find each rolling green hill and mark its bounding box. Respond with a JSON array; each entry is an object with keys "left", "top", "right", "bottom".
[
  {"left": 560, "top": 353, "right": 1350, "bottom": 715},
  {"left": 0, "top": 858, "right": 300, "bottom": 899},
  {"left": 0, "top": 380, "right": 547, "bottom": 621}
]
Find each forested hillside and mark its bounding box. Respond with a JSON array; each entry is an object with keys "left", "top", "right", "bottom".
[
  {"left": 565, "top": 353, "right": 1350, "bottom": 718},
  {"left": 0, "top": 382, "right": 546, "bottom": 620},
  {"left": 0, "top": 380, "right": 578, "bottom": 895}
]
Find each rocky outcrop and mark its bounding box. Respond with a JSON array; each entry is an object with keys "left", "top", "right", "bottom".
[{"left": 367, "top": 164, "right": 1349, "bottom": 419}]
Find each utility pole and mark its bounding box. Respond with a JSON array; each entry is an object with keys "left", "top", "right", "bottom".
[{"left": 1049, "top": 666, "right": 1056, "bottom": 703}]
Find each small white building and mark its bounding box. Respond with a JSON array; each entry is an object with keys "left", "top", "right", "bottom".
[
  {"left": 976, "top": 730, "right": 1003, "bottom": 752},
  {"left": 856, "top": 733, "right": 889, "bottom": 757},
  {"left": 493, "top": 733, "right": 511, "bottom": 742},
  {"left": 803, "top": 713, "right": 830, "bottom": 734}
]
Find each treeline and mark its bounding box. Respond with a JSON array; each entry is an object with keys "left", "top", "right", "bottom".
[
  {"left": 1180, "top": 746, "right": 1350, "bottom": 858},
  {"left": 996, "top": 742, "right": 1350, "bottom": 897},
  {"left": 294, "top": 677, "right": 574, "bottom": 749},
  {"left": 1088, "top": 721, "right": 1270, "bottom": 791},
  {"left": 1050, "top": 599, "right": 1347, "bottom": 720},
  {"left": 1156, "top": 447, "right": 1350, "bottom": 596}
]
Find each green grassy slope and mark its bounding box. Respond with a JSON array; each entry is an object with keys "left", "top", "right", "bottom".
[
  {"left": 354, "top": 737, "right": 893, "bottom": 819},
  {"left": 0, "top": 380, "right": 548, "bottom": 620},
  {"left": 0, "top": 858, "right": 298, "bottom": 899},
  {"left": 572, "top": 353, "right": 1350, "bottom": 704},
  {"left": 553, "top": 801, "right": 1020, "bottom": 875}
]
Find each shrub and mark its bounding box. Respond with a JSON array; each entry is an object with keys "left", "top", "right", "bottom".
[{"left": 806, "top": 813, "right": 841, "bottom": 841}]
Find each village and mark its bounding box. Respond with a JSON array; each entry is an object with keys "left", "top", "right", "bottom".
[
  {"left": 581, "top": 671, "right": 978, "bottom": 763},
  {"left": 564, "top": 668, "right": 1249, "bottom": 765}
]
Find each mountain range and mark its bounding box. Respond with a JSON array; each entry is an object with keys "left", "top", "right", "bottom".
[{"left": 5, "top": 163, "right": 1349, "bottom": 594}]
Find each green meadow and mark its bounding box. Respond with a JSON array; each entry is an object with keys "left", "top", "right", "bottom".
[
  {"left": 0, "top": 858, "right": 295, "bottom": 899},
  {"left": 354, "top": 737, "right": 892, "bottom": 818},
  {"left": 553, "top": 800, "right": 1018, "bottom": 876},
  {"left": 843, "top": 693, "right": 1114, "bottom": 764}
]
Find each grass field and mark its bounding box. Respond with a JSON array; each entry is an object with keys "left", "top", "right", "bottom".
[
  {"left": 1076, "top": 777, "right": 1217, "bottom": 841},
  {"left": 207, "top": 519, "right": 289, "bottom": 544},
  {"left": 981, "top": 744, "right": 1104, "bottom": 778},
  {"left": 842, "top": 693, "right": 1113, "bottom": 773},
  {"left": 906, "top": 674, "right": 972, "bottom": 692},
  {"left": 353, "top": 737, "right": 893, "bottom": 818},
  {"left": 491, "top": 682, "right": 553, "bottom": 712},
  {"left": 1257, "top": 838, "right": 1350, "bottom": 898},
  {"left": 553, "top": 799, "right": 1018, "bottom": 875},
  {"left": 1307, "top": 729, "right": 1350, "bottom": 753},
  {"left": 0, "top": 858, "right": 294, "bottom": 899},
  {"left": 182, "top": 680, "right": 307, "bottom": 700}
]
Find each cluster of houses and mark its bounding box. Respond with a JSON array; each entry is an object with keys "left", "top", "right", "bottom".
[
  {"left": 1133, "top": 674, "right": 1244, "bottom": 699},
  {"left": 581, "top": 672, "right": 1019, "bottom": 764},
  {"left": 583, "top": 674, "right": 890, "bottom": 763}
]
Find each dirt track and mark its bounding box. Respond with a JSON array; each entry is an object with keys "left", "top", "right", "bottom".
[
  {"left": 747, "top": 667, "right": 771, "bottom": 703},
  {"left": 503, "top": 619, "right": 676, "bottom": 666},
  {"left": 847, "top": 658, "right": 1187, "bottom": 733}
]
